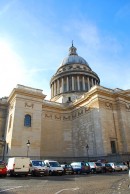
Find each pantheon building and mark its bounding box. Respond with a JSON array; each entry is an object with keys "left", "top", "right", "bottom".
[{"left": 0, "top": 44, "right": 130, "bottom": 161}]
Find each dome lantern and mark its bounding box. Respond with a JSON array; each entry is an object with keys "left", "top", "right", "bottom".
[{"left": 69, "top": 41, "right": 78, "bottom": 56}]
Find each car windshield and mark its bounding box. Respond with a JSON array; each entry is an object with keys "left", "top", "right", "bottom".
[
  {"left": 117, "top": 163, "right": 125, "bottom": 165},
  {"left": 66, "top": 165, "right": 72, "bottom": 168},
  {"left": 49, "top": 162, "right": 61, "bottom": 167},
  {"left": 95, "top": 163, "right": 102, "bottom": 166},
  {"left": 32, "top": 161, "right": 45, "bottom": 166},
  {"left": 71, "top": 163, "right": 81, "bottom": 167},
  {"left": 88, "top": 162, "right": 95, "bottom": 165},
  {"left": 105, "top": 164, "right": 111, "bottom": 167}
]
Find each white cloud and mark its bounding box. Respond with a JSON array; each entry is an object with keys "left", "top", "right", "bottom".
[{"left": 0, "top": 39, "right": 27, "bottom": 97}]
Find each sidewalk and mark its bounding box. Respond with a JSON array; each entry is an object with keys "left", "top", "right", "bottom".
[{"left": 112, "top": 170, "right": 130, "bottom": 194}]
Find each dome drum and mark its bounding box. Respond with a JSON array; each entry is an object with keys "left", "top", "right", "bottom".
[
  {"left": 50, "top": 70, "right": 100, "bottom": 84},
  {"left": 50, "top": 74, "right": 99, "bottom": 99}
]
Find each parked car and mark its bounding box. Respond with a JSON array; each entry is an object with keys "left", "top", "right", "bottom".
[
  {"left": 7, "top": 157, "right": 30, "bottom": 176},
  {"left": 94, "top": 162, "right": 103, "bottom": 173},
  {"left": 61, "top": 164, "right": 74, "bottom": 175},
  {"left": 44, "top": 160, "right": 64, "bottom": 175},
  {"left": 88, "top": 162, "right": 96, "bottom": 173},
  {"left": 108, "top": 162, "right": 122, "bottom": 172},
  {"left": 30, "top": 160, "right": 49, "bottom": 176},
  {"left": 101, "top": 163, "right": 113, "bottom": 173},
  {"left": 85, "top": 162, "right": 91, "bottom": 174},
  {"left": 116, "top": 163, "right": 128, "bottom": 171},
  {"left": 70, "top": 162, "right": 88, "bottom": 174},
  {"left": 0, "top": 160, "right": 7, "bottom": 177}
]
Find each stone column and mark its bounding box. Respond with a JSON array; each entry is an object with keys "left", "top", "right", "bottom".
[
  {"left": 61, "top": 78, "right": 64, "bottom": 93},
  {"left": 87, "top": 77, "right": 90, "bottom": 90},
  {"left": 51, "top": 84, "right": 53, "bottom": 98},
  {"left": 72, "top": 76, "right": 74, "bottom": 91},
  {"left": 67, "top": 76, "right": 69, "bottom": 91},
  {"left": 57, "top": 79, "right": 60, "bottom": 94},
  {"left": 92, "top": 78, "right": 94, "bottom": 86},
  {"left": 77, "top": 76, "right": 80, "bottom": 91},
  {"left": 82, "top": 76, "right": 85, "bottom": 90},
  {"left": 52, "top": 83, "right": 54, "bottom": 97},
  {"left": 54, "top": 81, "right": 56, "bottom": 96}
]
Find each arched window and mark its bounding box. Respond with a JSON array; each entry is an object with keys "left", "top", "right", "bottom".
[{"left": 24, "top": 114, "right": 31, "bottom": 127}]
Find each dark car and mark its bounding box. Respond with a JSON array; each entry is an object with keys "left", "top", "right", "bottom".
[
  {"left": 0, "top": 161, "right": 7, "bottom": 177},
  {"left": 104, "top": 163, "right": 113, "bottom": 172},
  {"left": 61, "top": 164, "right": 74, "bottom": 175},
  {"left": 100, "top": 163, "right": 113, "bottom": 173},
  {"left": 85, "top": 162, "right": 91, "bottom": 174}
]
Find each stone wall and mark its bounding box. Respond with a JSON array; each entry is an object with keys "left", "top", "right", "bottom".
[{"left": 0, "top": 98, "right": 8, "bottom": 156}]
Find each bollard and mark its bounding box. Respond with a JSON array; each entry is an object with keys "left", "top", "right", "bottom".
[{"left": 129, "top": 169, "right": 130, "bottom": 178}]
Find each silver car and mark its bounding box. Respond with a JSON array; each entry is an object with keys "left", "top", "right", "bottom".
[
  {"left": 108, "top": 162, "right": 122, "bottom": 171},
  {"left": 116, "top": 163, "right": 128, "bottom": 171}
]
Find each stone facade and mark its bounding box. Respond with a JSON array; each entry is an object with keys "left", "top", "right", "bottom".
[{"left": 0, "top": 97, "right": 8, "bottom": 156}]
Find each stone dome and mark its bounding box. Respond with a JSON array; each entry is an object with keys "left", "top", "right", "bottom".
[
  {"left": 60, "top": 44, "right": 91, "bottom": 69},
  {"left": 61, "top": 55, "right": 89, "bottom": 66}
]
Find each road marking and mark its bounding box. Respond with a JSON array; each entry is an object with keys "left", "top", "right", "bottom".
[
  {"left": 55, "top": 187, "right": 79, "bottom": 194},
  {"left": 0, "top": 186, "right": 23, "bottom": 193}
]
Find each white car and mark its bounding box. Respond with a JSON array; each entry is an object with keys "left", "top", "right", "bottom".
[
  {"left": 30, "top": 160, "right": 49, "bottom": 176},
  {"left": 44, "top": 160, "right": 64, "bottom": 175},
  {"left": 7, "top": 157, "right": 30, "bottom": 176}
]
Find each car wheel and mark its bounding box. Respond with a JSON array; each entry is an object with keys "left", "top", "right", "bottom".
[
  {"left": 10, "top": 171, "right": 14, "bottom": 177},
  {"left": 49, "top": 171, "right": 53, "bottom": 176},
  {"left": 32, "top": 171, "right": 36, "bottom": 176}
]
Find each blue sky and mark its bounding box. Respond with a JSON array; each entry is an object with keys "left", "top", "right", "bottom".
[{"left": 0, "top": 0, "right": 130, "bottom": 99}]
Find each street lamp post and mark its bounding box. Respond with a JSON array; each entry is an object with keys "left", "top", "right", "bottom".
[
  {"left": 26, "top": 140, "right": 30, "bottom": 157},
  {"left": 86, "top": 144, "right": 89, "bottom": 162}
]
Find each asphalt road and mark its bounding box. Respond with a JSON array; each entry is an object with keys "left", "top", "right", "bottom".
[{"left": 0, "top": 171, "right": 130, "bottom": 194}]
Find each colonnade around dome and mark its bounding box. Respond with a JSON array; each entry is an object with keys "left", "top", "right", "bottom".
[{"left": 51, "top": 75, "right": 99, "bottom": 98}]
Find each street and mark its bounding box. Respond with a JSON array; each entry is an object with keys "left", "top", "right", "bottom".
[{"left": 0, "top": 171, "right": 130, "bottom": 194}]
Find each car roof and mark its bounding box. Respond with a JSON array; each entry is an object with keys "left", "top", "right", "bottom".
[{"left": 44, "top": 160, "right": 58, "bottom": 162}]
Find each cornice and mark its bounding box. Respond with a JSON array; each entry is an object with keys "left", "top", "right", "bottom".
[{"left": 8, "top": 85, "right": 46, "bottom": 103}]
